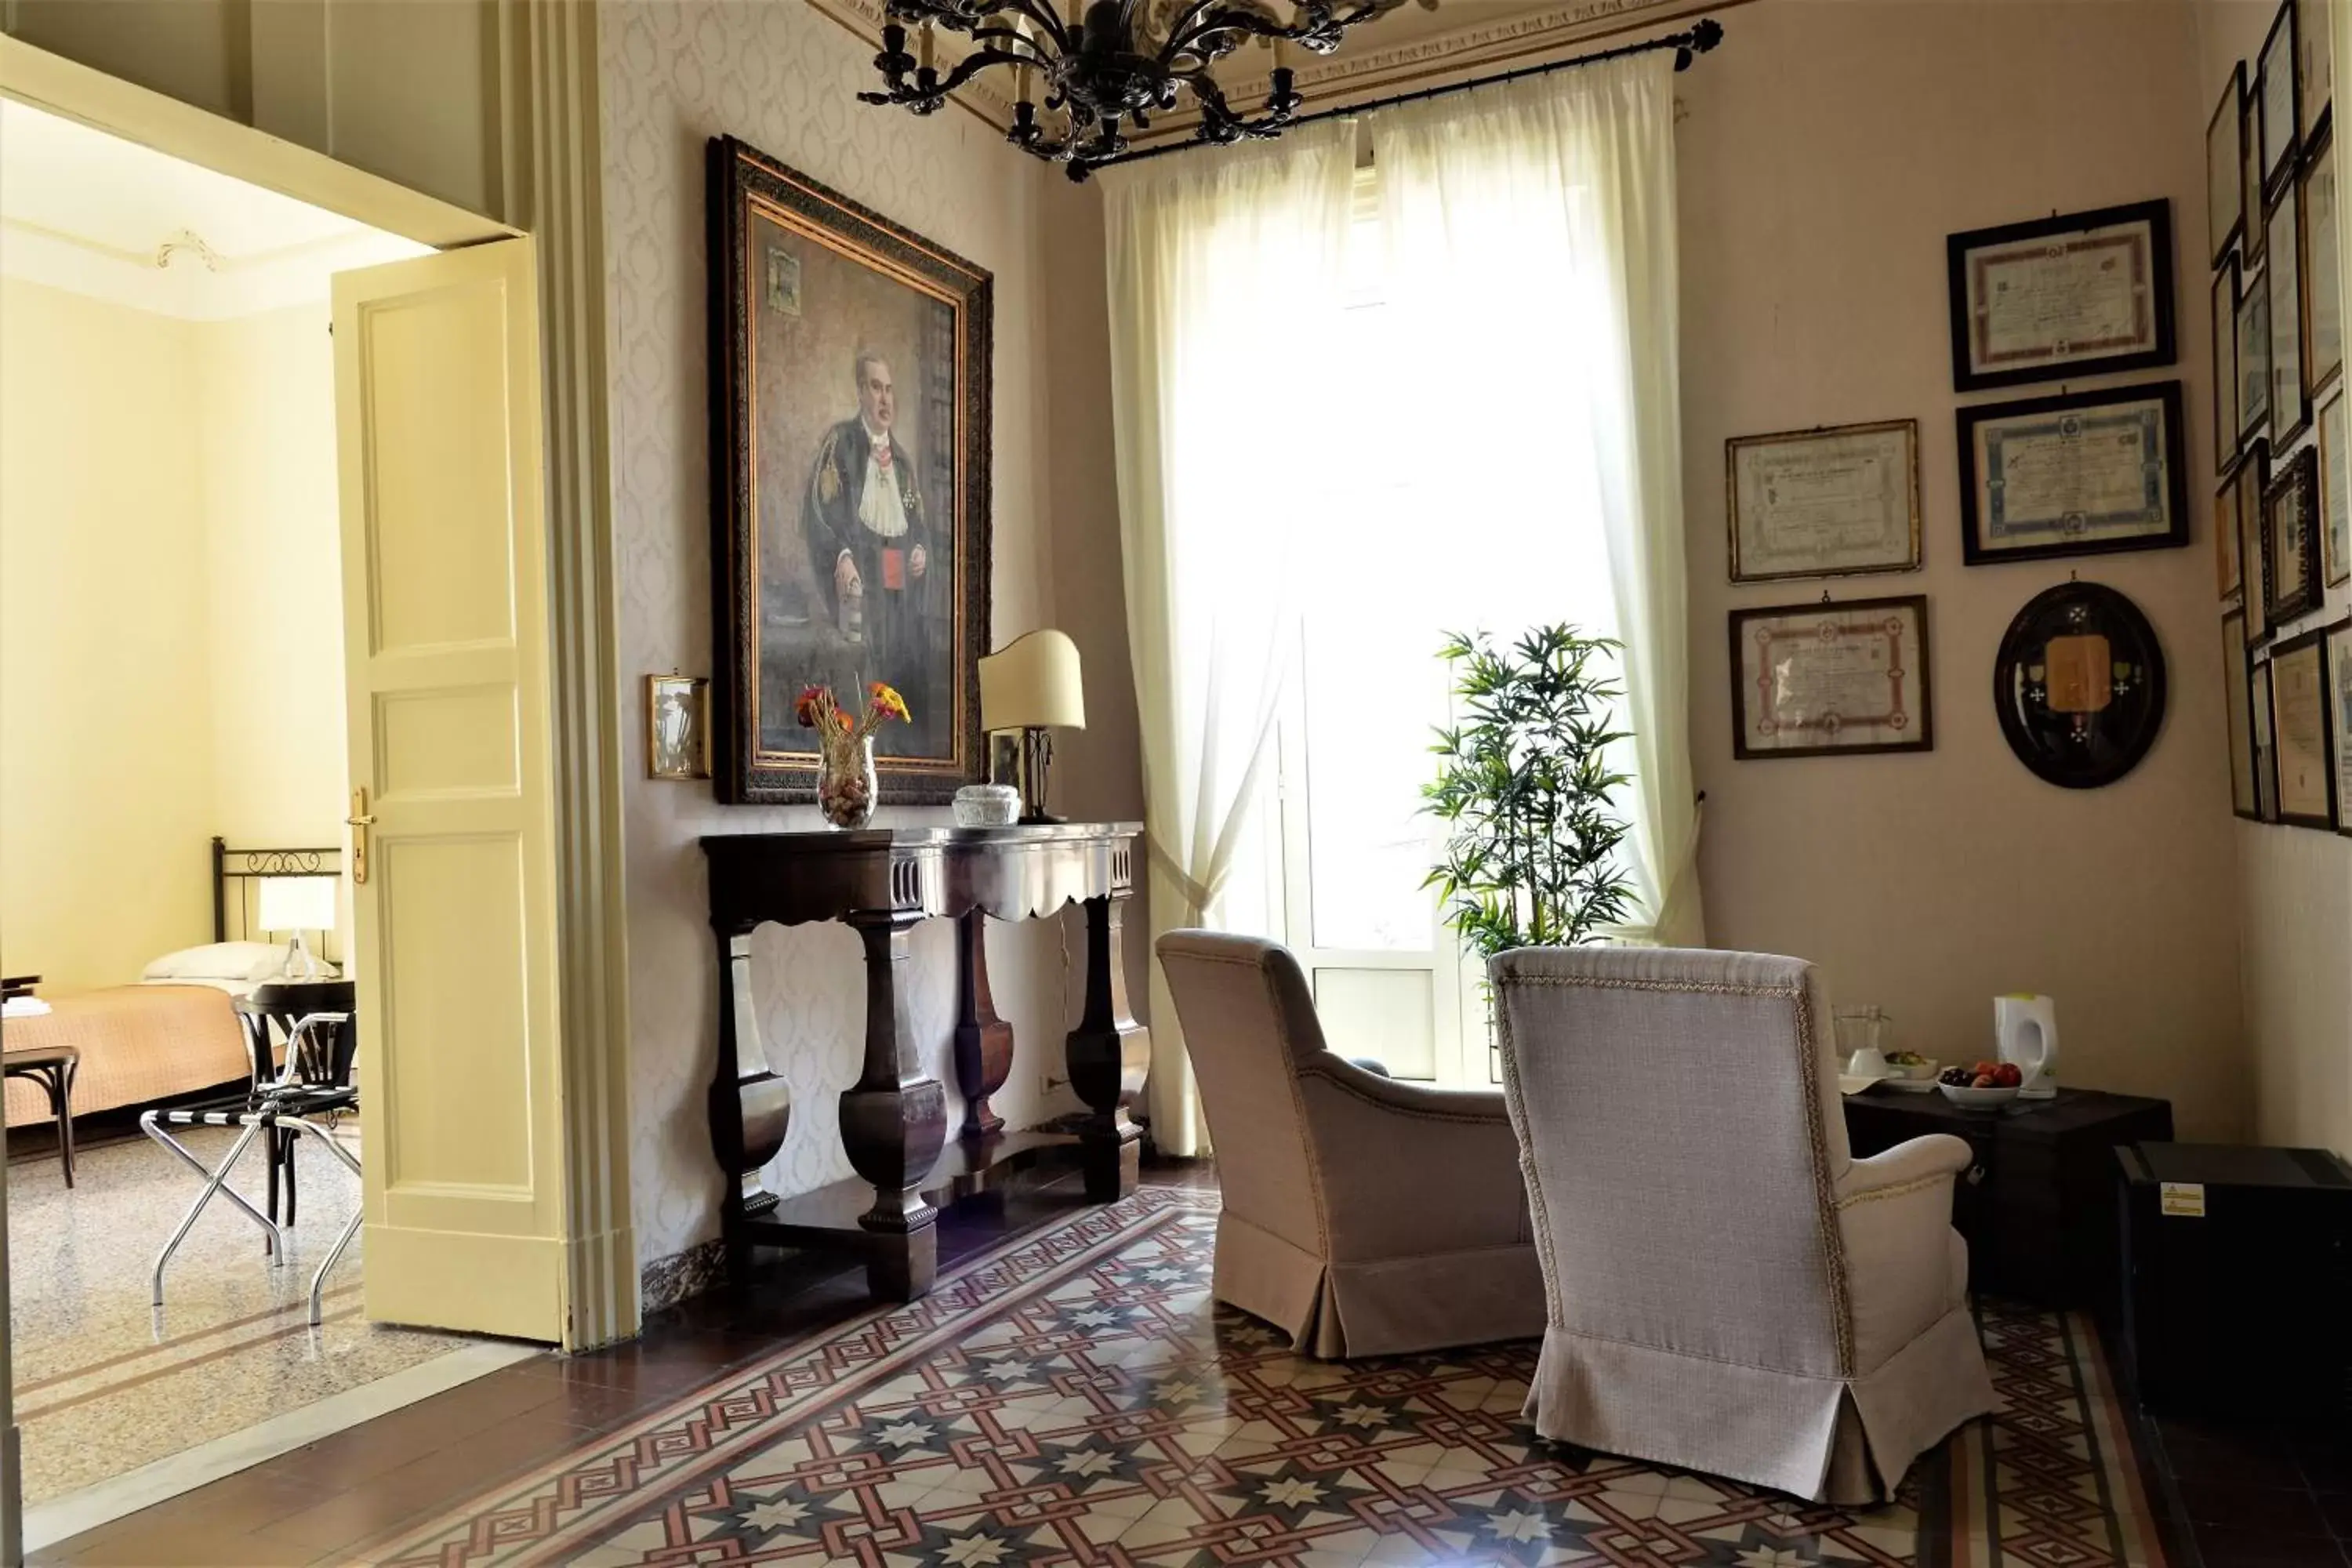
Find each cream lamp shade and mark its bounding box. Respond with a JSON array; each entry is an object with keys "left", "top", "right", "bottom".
[
  {"left": 978, "top": 629, "right": 1086, "bottom": 732},
  {"left": 256, "top": 875, "right": 339, "bottom": 934}
]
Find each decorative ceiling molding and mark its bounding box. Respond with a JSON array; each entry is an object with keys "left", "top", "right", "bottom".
[{"left": 802, "top": 0, "right": 1741, "bottom": 147}]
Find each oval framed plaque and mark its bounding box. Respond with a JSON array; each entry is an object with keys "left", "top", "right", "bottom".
[{"left": 1992, "top": 582, "right": 2168, "bottom": 789}]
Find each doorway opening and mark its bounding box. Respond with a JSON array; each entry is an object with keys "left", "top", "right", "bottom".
[{"left": 0, "top": 96, "right": 535, "bottom": 1549}]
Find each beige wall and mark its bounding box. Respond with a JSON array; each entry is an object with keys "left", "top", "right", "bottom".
[
  {"left": 598, "top": 0, "right": 1140, "bottom": 1279},
  {"left": 2194, "top": 0, "right": 2352, "bottom": 1158},
  {"left": 0, "top": 279, "right": 214, "bottom": 993},
  {"left": 0, "top": 281, "right": 347, "bottom": 993},
  {"left": 3, "top": 0, "right": 506, "bottom": 222},
  {"left": 1679, "top": 1, "right": 2250, "bottom": 1136}
]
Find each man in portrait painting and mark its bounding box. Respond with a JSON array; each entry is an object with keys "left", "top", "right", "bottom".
[{"left": 797, "top": 351, "right": 935, "bottom": 752}]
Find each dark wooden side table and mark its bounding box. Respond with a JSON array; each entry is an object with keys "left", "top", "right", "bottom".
[
  {"left": 3, "top": 1043, "right": 79, "bottom": 1187},
  {"left": 1843, "top": 1086, "right": 2172, "bottom": 1311},
  {"left": 702, "top": 823, "right": 1150, "bottom": 1304}
]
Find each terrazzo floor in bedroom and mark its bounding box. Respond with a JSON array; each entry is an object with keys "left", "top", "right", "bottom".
[{"left": 5, "top": 1124, "right": 493, "bottom": 1505}]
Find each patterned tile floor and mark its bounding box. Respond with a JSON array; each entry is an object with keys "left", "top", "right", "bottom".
[{"left": 347, "top": 1185, "right": 2165, "bottom": 1568}]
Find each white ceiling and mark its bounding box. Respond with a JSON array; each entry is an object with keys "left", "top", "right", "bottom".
[{"left": 0, "top": 97, "right": 430, "bottom": 321}]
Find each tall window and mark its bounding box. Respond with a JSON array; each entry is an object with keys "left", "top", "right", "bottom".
[{"left": 1220, "top": 165, "right": 1626, "bottom": 1087}]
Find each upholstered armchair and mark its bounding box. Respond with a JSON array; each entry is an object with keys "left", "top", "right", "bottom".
[
  {"left": 1156, "top": 931, "right": 1546, "bottom": 1359},
  {"left": 1490, "top": 946, "right": 1994, "bottom": 1505}
]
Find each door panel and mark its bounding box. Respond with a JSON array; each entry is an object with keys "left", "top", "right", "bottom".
[{"left": 335, "top": 238, "right": 565, "bottom": 1341}]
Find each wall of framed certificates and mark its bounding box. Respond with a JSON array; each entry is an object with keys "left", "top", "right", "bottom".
[{"left": 2206, "top": 0, "right": 2352, "bottom": 842}]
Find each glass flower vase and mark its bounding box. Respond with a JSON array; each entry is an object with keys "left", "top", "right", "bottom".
[{"left": 818, "top": 735, "right": 877, "bottom": 829}]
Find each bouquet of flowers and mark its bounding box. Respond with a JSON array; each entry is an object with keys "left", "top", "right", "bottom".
[{"left": 797, "top": 681, "right": 910, "bottom": 828}]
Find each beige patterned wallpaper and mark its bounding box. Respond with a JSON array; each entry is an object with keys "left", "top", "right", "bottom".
[{"left": 599, "top": 0, "right": 1091, "bottom": 1273}]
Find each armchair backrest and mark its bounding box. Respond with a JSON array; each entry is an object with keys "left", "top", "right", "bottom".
[
  {"left": 1490, "top": 946, "right": 1857, "bottom": 1379},
  {"left": 1156, "top": 931, "right": 1328, "bottom": 1260}
]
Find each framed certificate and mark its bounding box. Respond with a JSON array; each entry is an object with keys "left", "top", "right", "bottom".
[
  {"left": 2302, "top": 134, "right": 2342, "bottom": 397},
  {"left": 2219, "top": 471, "right": 2244, "bottom": 601},
  {"left": 2239, "top": 266, "right": 2274, "bottom": 443},
  {"left": 2267, "top": 443, "right": 2325, "bottom": 622},
  {"left": 2260, "top": 1, "right": 2300, "bottom": 205},
  {"left": 2252, "top": 659, "right": 2279, "bottom": 820},
  {"left": 2212, "top": 65, "right": 2249, "bottom": 266},
  {"left": 2325, "top": 393, "right": 2350, "bottom": 586},
  {"left": 2223, "top": 609, "right": 2259, "bottom": 818},
  {"left": 2269, "top": 193, "right": 2307, "bottom": 447},
  {"left": 2245, "top": 84, "right": 2269, "bottom": 266},
  {"left": 2299, "top": 0, "right": 2333, "bottom": 143},
  {"left": 1957, "top": 382, "right": 2189, "bottom": 565},
  {"left": 1946, "top": 201, "right": 2176, "bottom": 392},
  {"left": 2241, "top": 440, "right": 2274, "bottom": 643},
  {"left": 2213, "top": 260, "right": 2242, "bottom": 470},
  {"left": 2328, "top": 622, "right": 2352, "bottom": 833},
  {"left": 1726, "top": 420, "right": 1921, "bottom": 583},
  {"left": 1729, "top": 595, "right": 1932, "bottom": 760},
  {"left": 2269, "top": 626, "right": 2336, "bottom": 828}
]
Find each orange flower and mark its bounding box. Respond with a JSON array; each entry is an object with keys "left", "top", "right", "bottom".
[
  {"left": 867, "top": 682, "right": 910, "bottom": 723},
  {"left": 794, "top": 685, "right": 831, "bottom": 728}
]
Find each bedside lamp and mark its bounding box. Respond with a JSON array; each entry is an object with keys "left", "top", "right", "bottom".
[
  {"left": 978, "top": 629, "right": 1085, "bottom": 823},
  {"left": 257, "top": 875, "right": 338, "bottom": 982}
]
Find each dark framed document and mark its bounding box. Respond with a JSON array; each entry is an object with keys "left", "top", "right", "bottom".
[
  {"left": 2239, "top": 265, "right": 2274, "bottom": 443},
  {"left": 1728, "top": 595, "right": 1933, "bottom": 760},
  {"left": 2245, "top": 82, "right": 2270, "bottom": 266},
  {"left": 2266, "top": 443, "right": 2325, "bottom": 622},
  {"left": 1991, "top": 582, "right": 2167, "bottom": 790},
  {"left": 2325, "top": 393, "right": 2350, "bottom": 586},
  {"left": 2241, "top": 439, "right": 2274, "bottom": 643},
  {"left": 2303, "top": 134, "right": 2341, "bottom": 397},
  {"left": 2223, "top": 609, "right": 2259, "bottom": 818},
  {"left": 2212, "top": 65, "right": 2249, "bottom": 266},
  {"left": 1946, "top": 201, "right": 2176, "bottom": 392},
  {"left": 2269, "top": 192, "right": 2309, "bottom": 446},
  {"left": 2214, "top": 259, "right": 2242, "bottom": 470},
  {"left": 2328, "top": 622, "right": 2352, "bottom": 833},
  {"left": 1956, "top": 382, "right": 2188, "bottom": 565},
  {"left": 2260, "top": 0, "right": 2301, "bottom": 205},
  {"left": 2253, "top": 659, "right": 2280, "bottom": 819},
  {"left": 2269, "top": 626, "right": 2336, "bottom": 828},
  {"left": 1726, "top": 420, "right": 1921, "bottom": 583},
  {"left": 2299, "top": 0, "right": 2333, "bottom": 143},
  {"left": 2220, "top": 470, "right": 2245, "bottom": 601}
]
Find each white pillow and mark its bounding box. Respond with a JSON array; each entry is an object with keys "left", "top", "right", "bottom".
[{"left": 142, "top": 942, "right": 286, "bottom": 983}]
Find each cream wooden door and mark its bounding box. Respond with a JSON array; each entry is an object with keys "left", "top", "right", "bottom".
[{"left": 333, "top": 238, "right": 567, "bottom": 1341}]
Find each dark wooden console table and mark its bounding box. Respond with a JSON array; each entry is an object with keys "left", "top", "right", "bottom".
[{"left": 702, "top": 823, "right": 1150, "bottom": 1303}]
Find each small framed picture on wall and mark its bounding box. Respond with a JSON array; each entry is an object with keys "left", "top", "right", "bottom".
[
  {"left": 1727, "top": 596, "right": 1933, "bottom": 760},
  {"left": 1956, "top": 382, "right": 2188, "bottom": 565},
  {"left": 2269, "top": 626, "right": 2338, "bottom": 829},
  {"left": 2299, "top": 0, "right": 2333, "bottom": 144},
  {"left": 2266, "top": 443, "right": 2325, "bottom": 623},
  {"left": 2323, "top": 393, "right": 2350, "bottom": 586},
  {"left": 2241, "top": 266, "right": 2274, "bottom": 444},
  {"left": 2270, "top": 194, "right": 2309, "bottom": 448},
  {"left": 2212, "top": 64, "right": 2249, "bottom": 266},
  {"left": 2328, "top": 622, "right": 2352, "bottom": 833},
  {"left": 2253, "top": 658, "right": 2281, "bottom": 820},
  {"left": 2220, "top": 473, "right": 2245, "bottom": 601},
  {"left": 2260, "top": 0, "right": 2302, "bottom": 205},
  {"left": 2241, "top": 439, "right": 2274, "bottom": 643},
  {"left": 2215, "top": 259, "right": 2243, "bottom": 470},
  {"left": 2223, "top": 608, "right": 2259, "bottom": 818},
  {"left": 1945, "top": 201, "right": 2176, "bottom": 392},
  {"left": 2302, "top": 133, "right": 2342, "bottom": 397}
]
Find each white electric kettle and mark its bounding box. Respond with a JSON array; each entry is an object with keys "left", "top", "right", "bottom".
[{"left": 1994, "top": 994, "right": 2059, "bottom": 1098}]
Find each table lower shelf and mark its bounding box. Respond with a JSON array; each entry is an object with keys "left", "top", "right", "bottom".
[{"left": 742, "top": 1127, "right": 1081, "bottom": 1248}]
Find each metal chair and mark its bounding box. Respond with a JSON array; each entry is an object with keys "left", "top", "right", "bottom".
[{"left": 142, "top": 989, "right": 361, "bottom": 1326}]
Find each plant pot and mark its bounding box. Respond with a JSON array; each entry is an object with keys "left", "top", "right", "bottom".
[{"left": 818, "top": 735, "right": 877, "bottom": 829}]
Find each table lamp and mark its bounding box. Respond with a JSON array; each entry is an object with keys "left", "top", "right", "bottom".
[
  {"left": 978, "top": 629, "right": 1085, "bottom": 823},
  {"left": 257, "top": 875, "right": 338, "bottom": 982}
]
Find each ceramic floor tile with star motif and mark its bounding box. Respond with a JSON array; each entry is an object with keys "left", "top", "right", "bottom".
[{"left": 350, "top": 1186, "right": 2166, "bottom": 1568}]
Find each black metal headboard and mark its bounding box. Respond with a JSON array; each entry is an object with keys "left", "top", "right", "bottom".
[{"left": 212, "top": 837, "right": 346, "bottom": 967}]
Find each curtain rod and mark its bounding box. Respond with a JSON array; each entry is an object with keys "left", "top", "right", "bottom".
[{"left": 1091, "top": 15, "right": 1725, "bottom": 172}]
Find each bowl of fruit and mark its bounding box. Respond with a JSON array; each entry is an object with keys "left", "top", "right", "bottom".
[
  {"left": 1937, "top": 1061, "right": 2023, "bottom": 1106},
  {"left": 1881, "top": 1051, "right": 1939, "bottom": 1092}
]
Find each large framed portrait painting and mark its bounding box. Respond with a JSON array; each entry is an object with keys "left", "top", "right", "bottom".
[{"left": 708, "top": 136, "right": 993, "bottom": 804}]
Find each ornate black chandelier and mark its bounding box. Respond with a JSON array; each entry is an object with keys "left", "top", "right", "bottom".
[{"left": 858, "top": 0, "right": 1407, "bottom": 180}]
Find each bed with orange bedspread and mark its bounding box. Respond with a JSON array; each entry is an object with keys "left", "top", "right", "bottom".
[{"left": 2, "top": 986, "right": 251, "bottom": 1127}]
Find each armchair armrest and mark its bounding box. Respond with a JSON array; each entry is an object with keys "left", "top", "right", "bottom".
[
  {"left": 1293, "top": 1058, "right": 1530, "bottom": 1260},
  {"left": 1835, "top": 1134, "right": 1973, "bottom": 1373}
]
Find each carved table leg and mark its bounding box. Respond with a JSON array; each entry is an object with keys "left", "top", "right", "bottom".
[
  {"left": 953, "top": 910, "right": 1014, "bottom": 1142},
  {"left": 710, "top": 929, "right": 791, "bottom": 1285},
  {"left": 1067, "top": 894, "right": 1150, "bottom": 1201},
  {"left": 844, "top": 911, "right": 949, "bottom": 1301}
]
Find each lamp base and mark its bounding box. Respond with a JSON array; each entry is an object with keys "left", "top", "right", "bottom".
[
  {"left": 278, "top": 935, "right": 320, "bottom": 983},
  {"left": 1002, "top": 727, "right": 1057, "bottom": 824}
]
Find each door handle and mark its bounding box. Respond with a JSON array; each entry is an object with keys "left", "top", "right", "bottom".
[{"left": 347, "top": 789, "right": 379, "bottom": 885}]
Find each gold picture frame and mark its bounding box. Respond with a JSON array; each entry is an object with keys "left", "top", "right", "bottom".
[
  {"left": 1724, "top": 419, "right": 1922, "bottom": 583},
  {"left": 647, "top": 673, "right": 712, "bottom": 781}
]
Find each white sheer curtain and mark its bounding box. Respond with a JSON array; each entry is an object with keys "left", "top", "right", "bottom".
[
  {"left": 1368, "top": 53, "right": 1704, "bottom": 945},
  {"left": 1101, "top": 123, "right": 1356, "bottom": 1153}
]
